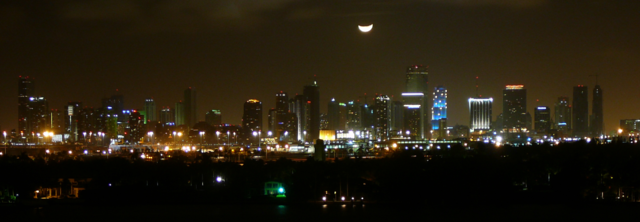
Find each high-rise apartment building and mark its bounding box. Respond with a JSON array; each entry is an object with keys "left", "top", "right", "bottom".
[
  {"left": 327, "top": 98, "right": 341, "bottom": 131},
  {"left": 159, "top": 106, "right": 174, "bottom": 124},
  {"left": 374, "top": 95, "right": 391, "bottom": 141},
  {"left": 469, "top": 98, "right": 493, "bottom": 132},
  {"left": 27, "top": 96, "right": 49, "bottom": 135},
  {"left": 346, "top": 101, "right": 361, "bottom": 131},
  {"left": 572, "top": 85, "right": 589, "bottom": 137}
]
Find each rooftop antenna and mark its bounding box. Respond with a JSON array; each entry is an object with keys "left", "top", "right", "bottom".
[
  {"left": 475, "top": 76, "right": 479, "bottom": 97},
  {"left": 589, "top": 74, "right": 599, "bottom": 85}
]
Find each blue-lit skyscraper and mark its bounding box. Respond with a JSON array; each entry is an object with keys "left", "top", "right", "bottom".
[{"left": 431, "top": 85, "right": 447, "bottom": 130}]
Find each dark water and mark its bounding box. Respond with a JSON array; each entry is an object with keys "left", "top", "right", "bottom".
[{"left": 5, "top": 202, "right": 640, "bottom": 221}]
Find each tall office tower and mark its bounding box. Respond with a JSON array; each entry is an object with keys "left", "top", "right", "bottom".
[
  {"left": 128, "top": 111, "right": 144, "bottom": 144},
  {"left": 27, "top": 96, "right": 49, "bottom": 135},
  {"left": 49, "top": 109, "right": 64, "bottom": 133},
  {"left": 276, "top": 92, "right": 289, "bottom": 114},
  {"left": 159, "top": 107, "right": 174, "bottom": 124},
  {"left": 206, "top": 109, "right": 222, "bottom": 126},
  {"left": 402, "top": 92, "right": 424, "bottom": 139},
  {"left": 77, "top": 107, "right": 97, "bottom": 142},
  {"left": 591, "top": 85, "right": 604, "bottom": 137},
  {"left": 405, "top": 65, "right": 429, "bottom": 139},
  {"left": 175, "top": 101, "right": 185, "bottom": 126},
  {"left": 374, "top": 95, "right": 391, "bottom": 141},
  {"left": 275, "top": 92, "right": 290, "bottom": 138},
  {"left": 431, "top": 85, "right": 447, "bottom": 133},
  {"left": 361, "top": 103, "right": 374, "bottom": 131},
  {"left": 242, "top": 99, "right": 262, "bottom": 145},
  {"left": 534, "top": 106, "right": 551, "bottom": 134},
  {"left": 572, "top": 85, "right": 589, "bottom": 137},
  {"left": 469, "top": 98, "right": 493, "bottom": 132},
  {"left": 280, "top": 113, "right": 298, "bottom": 142},
  {"left": 144, "top": 98, "right": 156, "bottom": 123},
  {"left": 102, "top": 94, "right": 125, "bottom": 123},
  {"left": 327, "top": 98, "right": 340, "bottom": 130},
  {"left": 554, "top": 96, "right": 572, "bottom": 133},
  {"left": 303, "top": 81, "right": 320, "bottom": 142},
  {"left": 268, "top": 108, "right": 277, "bottom": 132},
  {"left": 184, "top": 87, "right": 197, "bottom": 128},
  {"left": 338, "top": 102, "right": 347, "bottom": 131},
  {"left": 346, "top": 101, "right": 362, "bottom": 131},
  {"left": 391, "top": 101, "right": 404, "bottom": 134},
  {"left": 65, "top": 102, "right": 83, "bottom": 142},
  {"left": 294, "top": 95, "right": 308, "bottom": 141},
  {"left": 503, "top": 85, "right": 527, "bottom": 132},
  {"left": 18, "top": 76, "right": 35, "bottom": 133}
]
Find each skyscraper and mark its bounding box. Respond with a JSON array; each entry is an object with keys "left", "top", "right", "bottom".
[
  {"left": 18, "top": 76, "right": 35, "bottom": 134},
  {"left": 242, "top": 99, "right": 262, "bottom": 145},
  {"left": 293, "top": 94, "right": 308, "bottom": 141},
  {"left": 572, "top": 85, "right": 589, "bottom": 137},
  {"left": 303, "top": 81, "right": 320, "bottom": 142},
  {"left": 346, "top": 101, "right": 362, "bottom": 131},
  {"left": 26, "top": 96, "right": 49, "bottom": 135},
  {"left": 390, "top": 100, "right": 404, "bottom": 135},
  {"left": 374, "top": 95, "right": 391, "bottom": 141},
  {"left": 469, "top": 98, "right": 493, "bottom": 132},
  {"left": 431, "top": 85, "right": 447, "bottom": 131},
  {"left": 534, "top": 106, "right": 551, "bottom": 134},
  {"left": 327, "top": 98, "right": 340, "bottom": 131},
  {"left": 184, "top": 87, "right": 197, "bottom": 128},
  {"left": 554, "top": 96, "right": 572, "bottom": 134},
  {"left": 159, "top": 106, "right": 174, "bottom": 124},
  {"left": 591, "top": 85, "right": 604, "bottom": 136},
  {"left": 144, "top": 98, "right": 156, "bottom": 123},
  {"left": 175, "top": 101, "right": 184, "bottom": 126},
  {"left": 205, "top": 109, "right": 222, "bottom": 126},
  {"left": 503, "top": 85, "right": 527, "bottom": 132},
  {"left": 403, "top": 65, "right": 429, "bottom": 139},
  {"left": 65, "top": 102, "right": 82, "bottom": 142}
]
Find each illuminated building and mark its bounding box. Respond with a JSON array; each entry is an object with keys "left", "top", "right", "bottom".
[
  {"left": 175, "top": 101, "right": 184, "bottom": 126},
  {"left": 18, "top": 76, "right": 35, "bottom": 134},
  {"left": 242, "top": 99, "right": 262, "bottom": 145},
  {"left": 390, "top": 101, "right": 404, "bottom": 135},
  {"left": 503, "top": 85, "right": 527, "bottom": 132},
  {"left": 144, "top": 98, "right": 156, "bottom": 123},
  {"left": 620, "top": 119, "right": 640, "bottom": 132},
  {"left": 374, "top": 95, "right": 391, "bottom": 141},
  {"left": 65, "top": 102, "right": 82, "bottom": 142},
  {"left": 128, "top": 111, "right": 144, "bottom": 144},
  {"left": 403, "top": 65, "right": 429, "bottom": 139},
  {"left": 102, "top": 94, "right": 124, "bottom": 123},
  {"left": 159, "top": 106, "right": 174, "bottom": 124},
  {"left": 591, "top": 85, "right": 604, "bottom": 137},
  {"left": 293, "top": 94, "right": 308, "bottom": 141},
  {"left": 431, "top": 85, "right": 447, "bottom": 131},
  {"left": 275, "top": 92, "right": 291, "bottom": 139},
  {"left": 469, "top": 98, "right": 493, "bottom": 132},
  {"left": 327, "top": 98, "right": 340, "bottom": 130},
  {"left": 184, "top": 87, "right": 197, "bottom": 128},
  {"left": 346, "top": 101, "right": 362, "bottom": 131},
  {"left": 572, "top": 85, "right": 588, "bottom": 137},
  {"left": 268, "top": 108, "right": 277, "bottom": 132},
  {"left": 206, "top": 109, "right": 222, "bottom": 126},
  {"left": 303, "top": 81, "right": 320, "bottom": 142},
  {"left": 534, "top": 106, "right": 551, "bottom": 134},
  {"left": 26, "top": 96, "right": 49, "bottom": 136},
  {"left": 554, "top": 96, "right": 571, "bottom": 133},
  {"left": 402, "top": 92, "right": 424, "bottom": 139}
]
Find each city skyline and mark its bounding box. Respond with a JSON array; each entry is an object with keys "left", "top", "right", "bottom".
[{"left": 1, "top": 1, "right": 639, "bottom": 133}]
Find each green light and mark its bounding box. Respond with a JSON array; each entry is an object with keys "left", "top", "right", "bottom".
[{"left": 278, "top": 187, "right": 284, "bottom": 193}]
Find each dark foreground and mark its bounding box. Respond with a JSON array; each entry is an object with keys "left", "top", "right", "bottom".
[{"left": 3, "top": 202, "right": 640, "bottom": 221}]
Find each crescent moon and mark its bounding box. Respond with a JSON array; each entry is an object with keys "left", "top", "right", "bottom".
[{"left": 358, "top": 24, "right": 373, "bottom": 33}]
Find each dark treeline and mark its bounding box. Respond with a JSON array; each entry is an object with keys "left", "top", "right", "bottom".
[{"left": 3, "top": 141, "right": 640, "bottom": 204}]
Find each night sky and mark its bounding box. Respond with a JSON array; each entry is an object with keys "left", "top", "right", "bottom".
[{"left": 1, "top": 0, "right": 639, "bottom": 133}]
